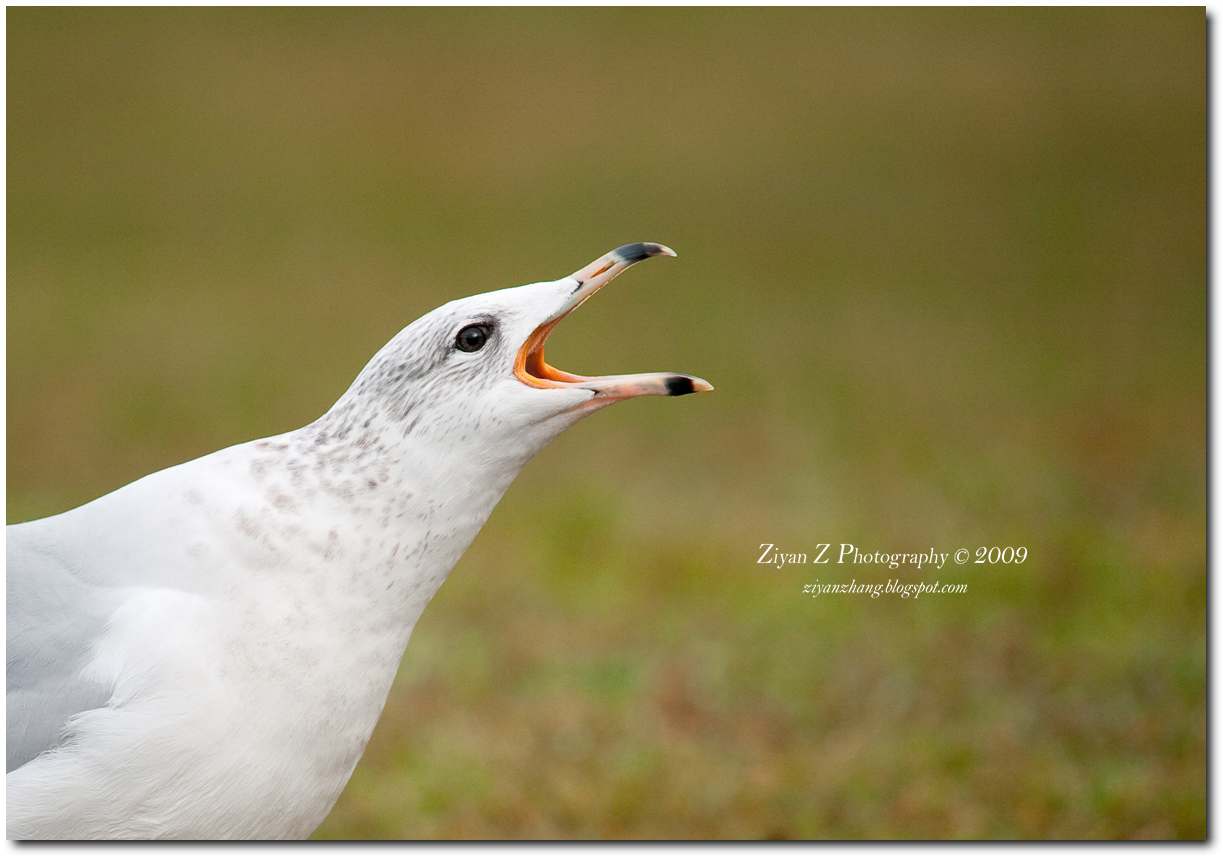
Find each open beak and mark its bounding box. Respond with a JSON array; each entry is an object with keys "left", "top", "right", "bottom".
[{"left": 513, "top": 243, "right": 714, "bottom": 400}]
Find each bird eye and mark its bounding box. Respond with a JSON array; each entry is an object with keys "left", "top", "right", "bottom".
[{"left": 455, "top": 323, "right": 491, "bottom": 353}]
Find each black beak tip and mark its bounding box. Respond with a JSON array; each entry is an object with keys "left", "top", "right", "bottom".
[
  {"left": 612, "top": 243, "right": 676, "bottom": 264},
  {"left": 664, "top": 376, "right": 697, "bottom": 397}
]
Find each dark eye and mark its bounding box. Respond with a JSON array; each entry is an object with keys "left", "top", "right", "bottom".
[{"left": 455, "top": 323, "right": 491, "bottom": 353}]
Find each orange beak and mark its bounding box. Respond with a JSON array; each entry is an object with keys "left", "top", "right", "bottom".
[{"left": 513, "top": 243, "right": 714, "bottom": 401}]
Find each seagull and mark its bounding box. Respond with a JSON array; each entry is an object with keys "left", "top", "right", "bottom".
[{"left": 6, "top": 243, "right": 711, "bottom": 840}]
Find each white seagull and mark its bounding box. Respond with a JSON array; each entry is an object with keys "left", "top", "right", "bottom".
[{"left": 6, "top": 243, "right": 711, "bottom": 840}]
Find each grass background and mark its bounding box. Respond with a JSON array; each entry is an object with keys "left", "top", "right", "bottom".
[{"left": 6, "top": 8, "right": 1205, "bottom": 840}]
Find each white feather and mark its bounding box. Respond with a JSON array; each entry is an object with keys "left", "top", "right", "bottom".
[{"left": 6, "top": 245, "right": 708, "bottom": 839}]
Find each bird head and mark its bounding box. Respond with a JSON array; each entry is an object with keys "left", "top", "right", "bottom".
[{"left": 329, "top": 243, "right": 712, "bottom": 469}]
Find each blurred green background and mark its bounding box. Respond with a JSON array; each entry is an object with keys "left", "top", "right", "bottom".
[{"left": 7, "top": 8, "right": 1205, "bottom": 840}]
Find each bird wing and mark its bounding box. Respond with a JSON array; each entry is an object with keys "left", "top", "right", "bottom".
[
  {"left": 6, "top": 450, "right": 268, "bottom": 775},
  {"left": 6, "top": 529, "right": 118, "bottom": 772}
]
